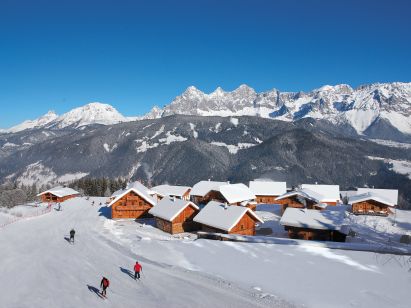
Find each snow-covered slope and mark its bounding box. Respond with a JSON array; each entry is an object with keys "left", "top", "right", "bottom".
[
  {"left": 1, "top": 198, "right": 410, "bottom": 308},
  {"left": 158, "top": 82, "right": 411, "bottom": 135},
  {"left": 6, "top": 111, "right": 58, "bottom": 133}
]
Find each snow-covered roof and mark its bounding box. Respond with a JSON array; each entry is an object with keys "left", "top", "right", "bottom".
[
  {"left": 249, "top": 180, "right": 287, "bottom": 196},
  {"left": 301, "top": 184, "right": 340, "bottom": 203},
  {"left": 193, "top": 201, "right": 263, "bottom": 232},
  {"left": 108, "top": 181, "right": 156, "bottom": 207},
  {"left": 190, "top": 180, "right": 228, "bottom": 197},
  {"left": 349, "top": 192, "right": 395, "bottom": 207},
  {"left": 340, "top": 190, "right": 358, "bottom": 199},
  {"left": 275, "top": 188, "right": 324, "bottom": 204},
  {"left": 148, "top": 198, "right": 199, "bottom": 222},
  {"left": 37, "top": 186, "right": 79, "bottom": 198},
  {"left": 151, "top": 185, "right": 191, "bottom": 198},
  {"left": 219, "top": 183, "right": 256, "bottom": 204},
  {"left": 280, "top": 207, "right": 346, "bottom": 231},
  {"left": 357, "top": 188, "right": 398, "bottom": 205}
]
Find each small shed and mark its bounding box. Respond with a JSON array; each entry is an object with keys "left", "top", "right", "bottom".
[
  {"left": 249, "top": 180, "right": 287, "bottom": 204},
  {"left": 149, "top": 198, "right": 199, "bottom": 234},
  {"left": 37, "top": 186, "right": 80, "bottom": 203},
  {"left": 198, "top": 183, "right": 257, "bottom": 208},
  {"left": 109, "top": 182, "right": 156, "bottom": 219},
  {"left": 150, "top": 185, "right": 191, "bottom": 202},
  {"left": 193, "top": 201, "right": 263, "bottom": 236},
  {"left": 280, "top": 207, "right": 347, "bottom": 242},
  {"left": 349, "top": 192, "right": 395, "bottom": 216}
]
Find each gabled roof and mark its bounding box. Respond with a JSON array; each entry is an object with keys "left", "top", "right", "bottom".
[
  {"left": 249, "top": 180, "right": 287, "bottom": 196},
  {"left": 151, "top": 184, "right": 191, "bottom": 198},
  {"left": 37, "top": 186, "right": 79, "bottom": 198},
  {"left": 349, "top": 192, "right": 395, "bottom": 207},
  {"left": 280, "top": 207, "right": 346, "bottom": 231},
  {"left": 357, "top": 188, "right": 398, "bottom": 205},
  {"left": 219, "top": 183, "right": 256, "bottom": 204},
  {"left": 148, "top": 198, "right": 199, "bottom": 222},
  {"left": 190, "top": 180, "right": 228, "bottom": 197},
  {"left": 108, "top": 181, "right": 156, "bottom": 207},
  {"left": 193, "top": 201, "right": 263, "bottom": 232},
  {"left": 301, "top": 184, "right": 340, "bottom": 203},
  {"left": 275, "top": 188, "right": 324, "bottom": 204}
]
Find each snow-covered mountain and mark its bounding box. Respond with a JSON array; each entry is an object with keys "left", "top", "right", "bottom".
[
  {"left": 6, "top": 111, "right": 59, "bottom": 133},
  {"left": 157, "top": 82, "right": 411, "bottom": 136},
  {"left": 3, "top": 102, "right": 132, "bottom": 133}
]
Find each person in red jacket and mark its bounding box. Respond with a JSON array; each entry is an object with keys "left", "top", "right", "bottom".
[
  {"left": 134, "top": 261, "right": 142, "bottom": 280},
  {"left": 100, "top": 277, "right": 109, "bottom": 296}
]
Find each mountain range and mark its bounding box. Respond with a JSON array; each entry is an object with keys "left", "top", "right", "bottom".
[{"left": 0, "top": 82, "right": 411, "bottom": 208}]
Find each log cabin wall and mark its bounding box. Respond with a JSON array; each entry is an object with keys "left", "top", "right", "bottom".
[
  {"left": 201, "top": 190, "right": 226, "bottom": 204},
  {"left": 285, "top": 226, "right": 346, "bottom": 242},
  {"left": 280, "top": 196, "right": 314, "bottom": 215},
  {"left": 352, "top": 200, "right": 390, "bottom": 216},
  {"left": 229, "top": 212, "right": 258, "bottom": 236},
  {"left": 154, "top": 205, "right": 199, "bottom": 234},
  {"left": 41, "top": 193, "right": 78, "bottom": 203},
  {"left": 255, "top": 195, "right": 279, "bottom": 204},
  {"left": 182, "top": 189, "right": 191, "bottom": 201},
  {"left": 111, "top": 191, "right": 153, "bottom": 219}
]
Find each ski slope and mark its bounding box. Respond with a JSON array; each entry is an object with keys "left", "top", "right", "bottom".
[
  {"left": 1, "top": 198, "right": 410, "bottom": 308},
  {"left": 0, "top": 198, "right": 291, "bottom": 308}
]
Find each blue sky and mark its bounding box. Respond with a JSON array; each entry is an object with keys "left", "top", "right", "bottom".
[{"left": 0, "top": 0, "right": 410, "bottom": 127}]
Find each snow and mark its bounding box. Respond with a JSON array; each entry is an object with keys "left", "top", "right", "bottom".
[
  {"left": 148, "top": 198, "right": 199, "bottom": 222},
  {"left": 301, "top": 184, "right": 340, "bottom": 203},
  {"left": 1, "top": 197, "right": 411, "bottom": 307},
  {"left": 109, "top": 181, "right": 156, "bottom": 207},
  {"left": 349, "top": 192, "right": 395, "bottom": 207},
  {"left": 219, "top": 183, "right": 256, "bottom": 204},
  {"left": 135, "top": 140, "right": 159, "bottom": 153},
  {"left": 189, "top": 123, "right": 198, "bottom": 138},
  {"left": 249, "top": 180, "right": 287, "bottom": 196},
  {"left": 276, "top": 188, "right": 325, "bottom": 205},
  {"left": 357, "top": 188, "right": 399, "bottom": 205},
  {"left": 193, "top": 201, "right": 263, "bottom": 231},
  {"left": 150, "top": 125, "right": 165, "bottom": 139},
  {"left": 5, "top": 111, "right": 58, "bottom": 133},
  {"left": 38, "top": 186, "right": 79, "bottom": 198},
  {"left": 367, "top": 156, "right": 411, "bottom": 180},
  {"left": 369, "top": 139, "right": 411, "bottom": 149},
  {"left": 190, "top": 180, "right": 228, "bottom": 197},
  {"left": 230, "top": 117, "right": 239, "bottom": 126},
  {"left": 280, "top": 208, "right": 346, "bottom": 231},
  {"left": 104, "top": 143, "right": 118, "bottom": 153},
  {"left": 57, "top": 172, "right": 89, "bottom": 182},
  {"left": 158, "top": 131, "right": 187, "bottom": 145},
  {"left": 150, "top": 184, "right": 191, "bottom": 198},
  {"left": 211, "top": 141, "right": 257, "bottom": 154}
]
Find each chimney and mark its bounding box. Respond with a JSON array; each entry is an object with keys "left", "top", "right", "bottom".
[{"left": 224, "top": 202, "right": 228, "bottom": 210}]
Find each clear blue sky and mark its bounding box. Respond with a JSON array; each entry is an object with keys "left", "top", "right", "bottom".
[{"left": 1, "top": 0, "right": 410, "bottom": 127}]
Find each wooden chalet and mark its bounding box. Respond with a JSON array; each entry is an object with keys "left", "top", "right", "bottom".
[
  {"left": 300, "top": 184, "right": 341, "bottom": 206},
  {"left": 280, "top": 207, "right": 347, "bottom": 242},
  {"left": 249, "top": 180, "right": 287, "bottom": 204},
  {"left": 109, "top": 181, "right": 157, "bottom": 219},
  {"left": 190, "top": 180, "right": 228, "bottom": 205},
  {"left": 37, "top": 186, "right": 80, "bottom": 203},
  {"left": 275, "top": 189, "right": 327, "bottom": 215},
  {"left": 150, "top": 185, "right": 191, "bottom": 202},
  {"left": 149, "top": 197, "right": 200, "bottom": 234},
  {"left": 349, "top": 190, "right": 397, "bottom": 216},
  {"left": 193, "top": 201, "right": 263, "bottom": 236}
]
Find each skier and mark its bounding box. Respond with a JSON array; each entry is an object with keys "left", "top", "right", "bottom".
[
  {"left": 134, "top": 261, "right": 142, "bottom": 280},
  {"left": 100, "top": 277, "right": 110, "bottom": 297},
  {"left": 69, "top": 229, "right": 75, "bottom": 244},
  {"left": 57, "top": 203, "right": 61, "bottom": 211}
]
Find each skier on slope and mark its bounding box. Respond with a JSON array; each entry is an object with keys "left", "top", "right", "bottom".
[
  {"left": 134, "top": 261, "right": 142, "bottom": 280},
  {"left": 100, "top": 277, "right": 110, "bottom": 297},
  {"left": 69, "top": 229, "right": 75, "bottom": 244}
]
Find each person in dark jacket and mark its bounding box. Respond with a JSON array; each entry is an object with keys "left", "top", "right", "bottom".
[
  {"left": 100, "top": 277, "right": 110, "bottom": 296},
  {"left": 69, "top": 229, "right": 75, "bottom": 244},
  {"left": 134, "top": 261, "right": 142, "bottom": 280}
]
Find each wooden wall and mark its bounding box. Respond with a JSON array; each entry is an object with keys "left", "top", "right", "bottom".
[
  {"left": 199, "top": 212, "right": 258, "bottom": 236},
  {"left": 155, "top": 205, "right": 199, "bottom": 234},
  {"left": 280, "top": 196, "right": 315, "bottom": 215},
  {"left": 352, "top": 200, "right": 391, "bottom": 216},
  {"left": 111, "top": 191, "right": 153, "bottom": 219},
  {"left": 255, "top": 195, "right": 279, "bottom": 204},
  {"left": 40, "top": 193, "right": 78, "bottom": 203},
  {"left": 285, "top": 226, "right": 346, "bottom": 242}
]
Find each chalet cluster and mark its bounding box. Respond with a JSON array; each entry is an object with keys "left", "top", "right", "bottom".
[{"left": 38, "top": 179, "right": 399, "bottom": 242}]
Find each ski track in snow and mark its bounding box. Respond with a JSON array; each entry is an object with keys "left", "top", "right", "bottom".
[{"left": 0, "top": 198, "right": 292, "bottom": 308}]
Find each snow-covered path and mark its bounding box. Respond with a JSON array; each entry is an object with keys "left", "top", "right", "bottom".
[{"left": 0, "top": 198, "right": 290, "bottom": 308}]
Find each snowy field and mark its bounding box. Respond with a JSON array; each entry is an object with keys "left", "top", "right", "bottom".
[{"left": 0, "top": 198, "right": 411, "bottom": 308}]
